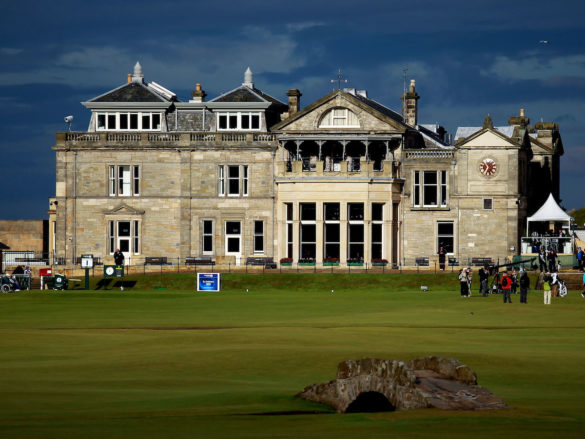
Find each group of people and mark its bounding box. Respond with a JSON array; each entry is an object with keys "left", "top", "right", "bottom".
[
  {"left": 1, "top": 265, "right": 32, "bottom": 292},
  {"left": 458, "top": 266, "right": 530, "bottom": 303},
  {"left": 537, "top": 248, "right": 561, "bottom": 273}
]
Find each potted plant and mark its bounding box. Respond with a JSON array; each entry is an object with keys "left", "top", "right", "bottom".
[
  {"left": 298, "top": 258, "right": 316, "bottom": 266},
  {"left": 371, "top": 258, "right": 388, "bottom": 266},
  {"left": 323, "top": 257, "right": 340, "bottom": 266},
  {"left": 347, "top": 258, "right": 364, "bottom": 266},
  {"left": 280, "top": 258, "right": 293, "bottom": 266}
]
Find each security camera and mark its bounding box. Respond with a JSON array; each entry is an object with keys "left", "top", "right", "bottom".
[{"left": 64, "top": 115, "right": 74, "bottom": 123}]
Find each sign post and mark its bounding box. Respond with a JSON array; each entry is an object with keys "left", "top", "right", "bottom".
[{"left": 80, "top": 254, "right": 94, "bottom": 290}]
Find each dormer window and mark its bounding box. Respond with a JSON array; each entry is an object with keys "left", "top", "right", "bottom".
[
  {"left": 96, "top": 112, "right": 161, "bottom": 131},
  {"left": 319, "top": 108, "right": 360, "bottom": 128},
  {"left": 217, "top": 112, "right": 261, "bottom": 131}
]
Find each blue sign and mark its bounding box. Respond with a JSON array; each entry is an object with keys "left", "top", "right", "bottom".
[{"left": 197, "top": 273, "right": 221, "bottom": 292}]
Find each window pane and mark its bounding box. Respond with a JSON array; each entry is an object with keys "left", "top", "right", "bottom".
[
  {"left": 118, "top": 221, "right": 131, "bottom": 237},
  {"left": 97, "top": 114, "right": 106, "bottom": 129},
  {"left": 219, "top": 115, "right": 227, "bottom": 129},
  {"left": 251, "top": 115, "right": 260, "bottom": 129},
  {"left": 227, "top": 237, "right": 240, "bottom": 252},
  {"left": 120, "top": 114, "right": 128, "bottom": 129},
  {"left": 325, "top": 223, "right": 340, "bottom": 242},
  {"left": 423, "top": 171, "right": 437, "bottom": 184},
  {"left": 372, "top": 203, "right": 383, "bottom": 221},
  {"left": 108, "top": 114, "right": 116, "bottom": 129},
  {"left": 300, "top": 203, "right": 316, "bottom": 221},
  {"left": 254, "top": 221, "right": 263, "bottom": 234},
  {"left": 229, "top": 115, "right": 237, "bottom": 129},
  {"left": 371, "top": 243, "right": 382, "bottom": 259},
  {"left": 152, "top": 114, "right": 161, "bottom": 129},
  {"left": 423, "top": 186, "right": 437, "bottom": 205},
  {"left": 203, "top": 235, "right": 213, "bottom": 252},
  {"left": 438, "top": 222, "right": 453, "bottom": 235},
  {"left": 286, "top": 203, "right": 293, "bottom": 221},
  {"left": 130, "top": 114, "right": 138, "bottom": 129},
  {"left": 301, "top": 224, "right": 316, "bottom": 242},
  {"left": 254, "top": 236, "right": 263, "bottom": 252},
  {"left": 228, "top": 179, "right": 239, "bottom": 194},
  {"left": 226, "top": 221, "right": 240, "bottom": 235},
  {"left": 324, "top": 203, "right": 340, "bottom": 221},
  {"left": 372, "top": 223, "right": 382, "bottom": 242},
  {"left": 203, "top": 220, "right": 212, "bottom": 234},
  {"left": 119, "top": 166, "right": 131, "bottom": 196},
  {"left": 348, "top": 203, "right": 364, "bottom": 221},
  {"left": 349, "top": 224, "right": 364, "bottom": 242},
  {"left": 241, "top": 115, "right": 250, "bottom": 129},
  {"left": 325, "top": 244, "right": 340, "bottom": 259},
  {"left": 301, "top": 244, "right": 316, "bottom": 259},
  {"left": 228, "top": 166, "right": 239, "bottom": 178},
  {"left": 142, "top": 114, "right": 150, "bottom": 129}
]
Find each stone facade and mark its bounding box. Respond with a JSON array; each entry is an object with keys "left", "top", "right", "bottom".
[{"left": 49, "top": 65, "right": 563, "bottom": 267}]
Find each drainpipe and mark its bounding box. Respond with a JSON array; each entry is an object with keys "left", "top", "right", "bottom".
[{"left": 73, "top": 150, "right": 77, "bottom": 264}]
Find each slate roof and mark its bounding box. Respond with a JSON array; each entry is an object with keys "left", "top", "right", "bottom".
[
  {"left": 90, "top": 82, "right": 173, "bottom": 103},
  {"left": 344, "top": 89, "right": 404, "bottom": 125},
  {"left": 211, "top": 85, "right": 286, "bottom": 106},
  {"left": 454, "top": 126, "right": 514, "bottom": 141}
]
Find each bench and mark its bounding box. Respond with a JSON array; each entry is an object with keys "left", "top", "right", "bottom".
[
  {"left": 415, "top": 257, "right": 429, "bottom": 266},
  {"left": 471, "top": 258, "right": 493, "bottom": 267},
  {"left": 185, "top": 257, "right": 215, "bottom": 266},
  {"left": 448, "top": 257, "right": 459, "bottom": 266},
  {"left": 246, "top": 257, "right": 277, "bottom": 269},
  {"left": 144, "top": 256, "right": 170, "bottom": 265}
]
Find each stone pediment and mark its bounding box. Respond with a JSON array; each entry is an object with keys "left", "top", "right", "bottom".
[
  {"left": 104, "top": 204, "right": 145, "bottom": 216},
  {"left": 457, "top": 129, "right": 518, "bottom": 148},
  {"left": 273, "top": 90, "right": 406, "bottom": 133}
]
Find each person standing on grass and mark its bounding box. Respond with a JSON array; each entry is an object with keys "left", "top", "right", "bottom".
[
  {"left": 519, "top": 270, "right": 530, "bottom": 303},
  {"left": 543, "top": 273, "right": 552, "bottom": 305},
  {"left": 479, "top": 267, "right": 488, "bottom": 297},
  {"left": 577, "top": 247, "right": 584, "bottom": 272},
  {"left": 500, "top": 271, "right": 512, "bottom": 303},
  {"left": 539, "top": 248, "right": 547, "bottom": 272},
  {"left": 459, "top": 268, "right": 469, "bottom": 297},
  {"left": 581, "top": 272, "right": 585, "bottom": 298}
]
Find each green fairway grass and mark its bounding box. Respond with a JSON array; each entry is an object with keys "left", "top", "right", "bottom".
[{"left": 1, "top": 273, "right": 584, "bottom": 438}]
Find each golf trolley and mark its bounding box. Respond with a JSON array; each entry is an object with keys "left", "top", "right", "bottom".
[{"left": 1, "top": 275, "right": 19, "bottom": 293}]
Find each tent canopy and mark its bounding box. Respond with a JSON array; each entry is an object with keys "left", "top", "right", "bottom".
[{"left": 527, "top": 194, "right": 573, "bottom": 223}]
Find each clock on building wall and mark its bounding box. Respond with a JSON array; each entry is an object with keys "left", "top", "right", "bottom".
[{"left": 479, "top": 158, "right": 497, "bottom": 177}]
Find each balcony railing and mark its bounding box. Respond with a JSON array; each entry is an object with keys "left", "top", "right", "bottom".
[
  {"left": 405, "top": 150, "right": 454, "bottom": 160},
  {"left": 60, "top": 132, "right": 276, "bottom": 146},
  {"left": 521, "top": 236, "right": 573, "bottom": 254}
]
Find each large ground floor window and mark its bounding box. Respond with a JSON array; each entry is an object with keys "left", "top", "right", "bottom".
[{"left": 437, "top": 221, "right": 454, "bottom": 253}]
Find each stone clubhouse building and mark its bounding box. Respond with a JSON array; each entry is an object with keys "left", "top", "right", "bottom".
[{"left": 49, "top": 63, "right": 563, "bottom": 267}]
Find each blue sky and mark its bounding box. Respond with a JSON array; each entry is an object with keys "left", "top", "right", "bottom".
[{"left": 1, "top": 0, "right": 584, "bottom": 219}]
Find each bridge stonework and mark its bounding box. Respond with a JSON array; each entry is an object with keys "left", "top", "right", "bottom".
[{"left": 297, "top": 356, "right": 507, "bottom": 413}]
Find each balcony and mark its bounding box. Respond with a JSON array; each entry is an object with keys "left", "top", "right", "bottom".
[
  {"left": 56, "top": 132, "right": 277, "bottom": 148},
  {"left": 521, "top": 236, "right": 573, "bottom": 254},
  {"left": 277, "top": 158, "right": 399, "bottom": 178}
]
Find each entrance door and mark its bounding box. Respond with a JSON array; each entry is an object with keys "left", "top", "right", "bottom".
[
  {"left": 117, "top": 221, "right": 131, "bottom": 265},
  {"left": 225, "top": 221, "right": 242, "bottom": 264}
]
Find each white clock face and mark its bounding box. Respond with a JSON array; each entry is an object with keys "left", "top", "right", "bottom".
[
  {"left": 479, "top": 158, "right": 497, "bottom": 177},
  {"left": 105, "top": 266, "right": 115, "bottom": 276}
]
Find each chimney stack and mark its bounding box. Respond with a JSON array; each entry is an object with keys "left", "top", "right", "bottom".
[
  {"left": 286, "top": 89, "right": 302, "bottom": 116},
  {"left": 508, "top": 108, "right": 530, "bottom": 127},
  {"left": 127, "top": 73, "right": 132, "bottom": 83},
  {"left": 401, "top": 79, "right": 420, "bottom": 127},
  {"left": 190, "top": 83, "right": 207, "bottom": 103}
]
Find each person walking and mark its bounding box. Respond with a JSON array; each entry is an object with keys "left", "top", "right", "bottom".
[
  {"left": 500, "top": 271, "right": 513, "bottom": 303},
  {"left": 543, "top": 273, "right": 552, "bottom": 305},
  {"left": 114, "top": 248, "right": 125, "bottom": 266},
  {"left": 519, "top": 270, "right": 530, "bottom": 303},
  {"left": 459, "top": 268, "right": 469, "bottom": 297}
]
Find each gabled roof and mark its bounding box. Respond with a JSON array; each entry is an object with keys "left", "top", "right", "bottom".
[
  {"left": 272, "top": 89, "right": 408, "bottom": 132},
  {"left": 528, "top": 193, "right": 573, "bottom": 222},
  {"left": 454, "top": 126, "right": 521, "bottom": 148},
  {"left": 210, "top": 85, "right": 285, "bottom": 106},
  {"left": 89, "top": 82, "right": 174, "bottom": 103},
  {"left": 454, "top": 126, "right": 514, "bottom": 142},
  {"left": 104, "top": 204, "right": 145, "bottom": 215}
]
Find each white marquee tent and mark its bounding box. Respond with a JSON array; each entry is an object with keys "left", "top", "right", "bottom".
[{"left": 526, "top": 193, "right": 573, "bottom": 232}]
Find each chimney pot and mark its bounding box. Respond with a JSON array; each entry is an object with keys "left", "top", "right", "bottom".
[
  {"left": 520, "top": 108, "right": 525, "bottom": 117},
  {"left": 127, "top": 73, "right": 132, "bottom": 83}
]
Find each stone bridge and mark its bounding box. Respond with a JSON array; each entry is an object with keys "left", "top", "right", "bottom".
[{"left": 296, "top": 356, "right": 507, "bottom": 413}]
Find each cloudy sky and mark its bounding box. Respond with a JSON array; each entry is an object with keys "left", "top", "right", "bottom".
[{"left": 1, "top": 0, "right": 584, "bottom": 219}]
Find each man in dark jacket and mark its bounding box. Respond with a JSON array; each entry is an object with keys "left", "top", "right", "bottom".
[
  {"left": 519, "top": 270, "right": 530, "bottom": 303},
  {"left": 114, "top": 249, "right": 125, "bottom": 266},
  {"left": 500, "top": 271, "right": 513, "bottom": 303}
]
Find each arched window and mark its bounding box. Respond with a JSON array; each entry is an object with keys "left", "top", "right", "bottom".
[{"left": 319, "top": 108, "right": 360, "bottom": 128}]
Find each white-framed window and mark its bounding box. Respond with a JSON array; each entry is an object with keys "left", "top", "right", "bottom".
[
  {"left": 218, "top": 166, "right": 225, "bottom": 196},
  {"left": 300, "top": 203, "right": 316, "bottom": 259},
  {"left": 109, "top": 165, "right": 140, "bottom": 196},
  {"left": 108, "top": 220, "right": 140, "bottom": 255},
  {"left": 97, "top": 112, "right": 161, "bottom": 131},
  {"left": 483, "top": 198, "right": 493, "bottom": 210},
  {"left": 437, "top": 221, "right": 454, "bottom": 254},
  {"left": 413, "top": 170, "right": 448, "bottom": 207},
  {"left": 243, "top": 165, "right": 249, "bottom": 196},
  {"left": 218, "top": 165, "right": 248, "bottom": 197},
  {"left": 217, "top": 112, "right": 261, "bottom": 131},
  {"left": 348, "top": 203, "right": 364, "bottom": 260},
  {"left": 323, "top": 203, "right": 340, "bottom": 260},
  {"left": 228, "top": 166, "right": 240, "bottom": 196},
  {"left": 286, "top": 203, "right": 293, "bottom": 259},
  {"left": 371, "top": 203, "right": 384, "bottom": 260},
  {"left": 225, "top": 221, "right": 242, "bottom": 256},
  {"left": 202, "top": 220, "right": 214, "bottom": 254},
  {"left": 318, "top": 107, "right": 360, "bottom": 128},
  {"left": 254, "top": 221, "right": 264, "bottom": 254}
]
